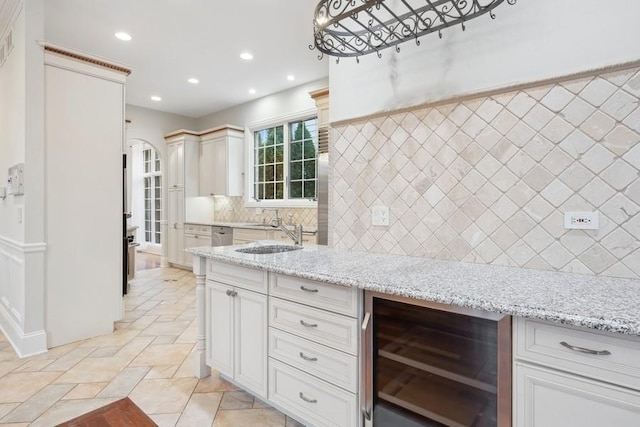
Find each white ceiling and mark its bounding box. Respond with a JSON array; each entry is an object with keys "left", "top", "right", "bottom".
[{"left": 44, "top": 0, "right": 328, "bottom": 118}]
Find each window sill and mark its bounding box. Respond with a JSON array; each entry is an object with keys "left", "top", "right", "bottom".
[{"left": 244, "top": 199, "right": 317, "bottom": 209}]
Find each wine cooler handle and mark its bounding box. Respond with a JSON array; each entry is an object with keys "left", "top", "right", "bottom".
[
  {"left": 362, "top": 407, "right": 371, "bottom": 421},
  {"left": 362, "top": 312, "right": 371, "bottom": 331}
]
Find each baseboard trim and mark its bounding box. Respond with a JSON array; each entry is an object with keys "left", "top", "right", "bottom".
[{"left": 0, "top": 304, "right": 47, "bottom": 358}]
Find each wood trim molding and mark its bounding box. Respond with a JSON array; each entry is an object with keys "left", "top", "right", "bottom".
[
  {"left": 40, "top": 42, "right": 131, "bottom": 76},
  {"left": 164, "top": 124, "right": 244, "bottom": 140},
  {"left": 309, "top": 87, "right": 329, "bottom": 100}
]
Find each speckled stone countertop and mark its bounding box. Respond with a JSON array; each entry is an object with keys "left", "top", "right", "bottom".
[
  {"left": 185, "top": 221, "right": 317, "bottom": 234},
  {"left": 186, "top": 242, "right": 640, "bottom": 336}
]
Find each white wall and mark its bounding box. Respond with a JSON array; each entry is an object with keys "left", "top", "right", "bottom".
[
  {"left": 330, "top": 0, "right": 640, "bottom": 122},
  {"left": 196, "top": 78, "right": 329, "bottom": 129}
]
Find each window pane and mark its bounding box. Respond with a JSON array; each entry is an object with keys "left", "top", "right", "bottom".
[
  {"left": 265, "top": 183, "right": 275, "bottom": 199},
  {"left": 255, "top": 129, "right": 269, "bottom": 146},
  {"left": 304, "top": 180, "right": 317, "bottom": 199},
  {"left": 265, "top": 128, "right": 275, "bottom": 147},
  {"left": 266, "top": 146, "right": 275, "bottom": 164},
  {"left": 304, "top": 160, "right": 316, "bottom": 179},
  {"left": 290, "top": 141, "right": 303, "bottom": 161},
  {"left": 289, "top": 181, "right": 302, "bottom": 199},
  {"left": 265, "top": 165, "right": 275, "bottom": 182},
  {"left": 275, "top": 144, "right": 284, "bottom": 163},
  {"left": 276, "top": 164, "right": 283, "bottom": 181},
  {"left": 258, "top": 166, "right": 265, "bottom": 182},
  {"left": 275, "top": 126, "right": 283, "bottom": 144},
  {"left": 275, "top": 182, "right": 283, "bottom": 199},
  {"left": 145, "top": 231, "right": 151, "bottom": 242},
  {"left": 304, "top": 140, "right": 317, "bottom": 159},
  {"left": 257, "top": 184, "right": 264, "bottom": 199},
  {"left": 290, "top": 161, "right": 302, "bottom": 180},
  {"left": 257, "top": 147, "right": 265, "bottom": 164},
  {"left": 155, "top": 233, "right": 161, "bottom": 244}
]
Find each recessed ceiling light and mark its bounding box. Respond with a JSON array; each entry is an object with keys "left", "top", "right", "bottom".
[
  {"left": 115, "top": 32, "right": 132, "bottom": 41},
  {"left": 248, "top": 88, "right": 256, "bottom": 95},
  {"left": 240, "top": 52, "right": 254, "bottom": 61},
  {"left": 287, "top": 75, "right": 295, "bottom": 81},
  {"left": 150, "top": 96, "right": 162, "bottom": 102},
  {"left": 187, "top": 78, "right": 199, "bottom": 84}
]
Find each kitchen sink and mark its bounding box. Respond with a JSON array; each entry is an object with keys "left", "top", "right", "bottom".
[
  {"left": 236, "top": 245, "right": 302, "bottom": 254},
  {"left": 239, "top": 223, "right": 275, "bottom": 228}
]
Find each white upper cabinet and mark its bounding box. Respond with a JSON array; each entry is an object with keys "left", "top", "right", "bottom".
[
  {"left": 165, "top": 132, "right": 200, "bottom": 197},
  {"left": 199, "top": 126, "right": 244, "bottom": 197}
]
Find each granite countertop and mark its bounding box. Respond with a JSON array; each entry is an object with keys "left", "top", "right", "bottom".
[
  {"left": 185, "top": 221, "right": 318, "bottom": 234},
  {"left": 186, "top": 242, "right": 640, "bottom": 336}
]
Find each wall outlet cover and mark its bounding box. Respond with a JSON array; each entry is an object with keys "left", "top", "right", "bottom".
[
  {"left": 564, "top": 211, "right": 599, "bottom": 230},
  {"left": 372, "top": 205, "right": 390, "bottom": 226}
]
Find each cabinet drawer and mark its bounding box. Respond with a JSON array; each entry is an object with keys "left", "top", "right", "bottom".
[
  {"left": 270, "top": 298, "right": 359, "bottom": 355},
  {"left": 515, "top": 318, "right": 640, "bottom": 390},
  {"left": 515, "top": 362, "right": 640, "bottom": 427},
  {"left": 269, "top": 359, "right": 358, "bottom": 427},
  {"left": 269, "top": 328, "right": 358, "bottom": 392},
  {"left": 184, "top": 224, "right": 212, "bottom": 235},
  {"left": 206, "top": 260, "right": 267, "bottom": 293},
  {"left": 233, "top": 228, "right": 267, "bottom": 242},
  {"left": 270, "top": 274, "right": 358, "bottom": 317}
]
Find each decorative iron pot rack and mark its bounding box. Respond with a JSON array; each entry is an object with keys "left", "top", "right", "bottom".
[{"left": 312, "top": 0, "right": 517, "bottom": 61}]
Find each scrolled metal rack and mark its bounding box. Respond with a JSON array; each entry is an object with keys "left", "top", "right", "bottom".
[{"left": 311, "top": 0, "right": 517, "bottom": 62}]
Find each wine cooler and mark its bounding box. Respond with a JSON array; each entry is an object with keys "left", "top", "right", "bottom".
[{"left": 362, "top": 291, "right": 511, "bottom": 427}]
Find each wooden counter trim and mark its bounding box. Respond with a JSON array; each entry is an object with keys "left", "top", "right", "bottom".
[{"left": 309, "top": 87, "right": 329, "bottom": 99}]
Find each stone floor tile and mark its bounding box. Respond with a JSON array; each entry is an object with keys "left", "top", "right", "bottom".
[
  {"left": 149, "top": 412, "right": 181, "bottom": 427},
  {"left": 41, "top": 347, "right": 97, "bottom": 372},
  {"left": 253, "top": 397, "right": 273, "bottom": 409},
  {"left": 61, "top": 382, "right": 108, "bottom": 400},
  {"left": 0, "top": 403, "right": 19, "bottom": 420},
  {"left": 153, "top": 335, "right": 178, "bottom": 345},
  {"left": 129, "top": 315, "right": 160, "bottom": 330},
  {"left": 0, "top": 372, "right": 63, "bottom": 403},
  {"left": 175, "top": 325, "right": 196, "bottom": 344},
  {"left": 212, "top": 408, "right": 286, "bottom": 427},
  {"left": 173, "top": 350, "right": 196, "bottom": 378},
  {"left": 11, "top": 358, "right": 54, "bottom": 373},
  {"left": 286, "top": 415, "right": 306, "bottom": 427},
  {"left": 0, "top": 361, "right": 25, "bottom": 378},
  {"left": 194, "top": 374, "right": 240, "bottom": 393},
  {"left": 139, "top": 320, "right": 191, "bottom": 337},
  {"left": 114, "top": 336, "right": 155, "bottom": 360},
  {"left": 175, "top": 392, "right": 222, "bottom": 427},
  {"left": 1, "top": 384, "right": 74, "bottom": 423},
  {"left": 86, "top": 346, "right": 120, "bottom": 358},
  {"left": 97, "top": 366, "right": 150, "bottom": 398},
  {"left": 128, "top": 377, "right": 198, "bottom": 415},
  {"left": 129, "top": 343, "right": 192, "bottom": 367},
  {"left": 53, "top": 356, "right": 131, "bottom": 384},
  {"left": 145, "top": 365, "right": 179, "bottom": 380},
  {"left": 219, "top": 391, "right": 254, "bottom": 410}
]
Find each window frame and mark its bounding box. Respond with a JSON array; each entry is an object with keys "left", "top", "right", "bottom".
[
  {"left": 142, "top": 147, "right": 162, "bottom": 246},
  {"left": 244, "top": 109, "right": 318, "bottom": 208}
]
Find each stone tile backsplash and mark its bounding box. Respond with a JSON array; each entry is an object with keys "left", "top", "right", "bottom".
[
  {"left": 331, "top": 67, "right": 640, "bottom": 279},
  {"left": 213, "top": 196, "right": 318, "bottom": 229}
]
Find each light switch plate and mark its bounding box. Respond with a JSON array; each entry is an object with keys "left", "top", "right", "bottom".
[
  {"left": 564, "top": 211, "right": 599, "bottom": 230},
  {"left": 372, "top": 205, "right": 390, "bottom": 226}
]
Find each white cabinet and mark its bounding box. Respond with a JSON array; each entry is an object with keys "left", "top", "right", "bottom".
[
  {"left": 199, "top": 126, "right": 244, "bottom": 197},
  {"left": 165, "top": 132, "right": 199, "bottom": 267},
  {"left": 184, "top": 224, "right": 212, "bottom": 267},
  {"left": 268, "top": 273, "right": 360, "bottom": 427},
  {"left": 206, "top": 261, "right": 268, "bottom": 398},
  {"left": 513, "top": 318, "right": 640, "bottom": 426}
]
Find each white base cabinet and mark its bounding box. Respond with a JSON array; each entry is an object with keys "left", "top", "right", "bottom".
[
  {"left": 514, "top": 318, "right": 640, "bottom": 427},
  {"left": 205, "top": 263, "right": 268, "bottom": 399},
  {"left": 515, "top": 363, "right": 640, "bottom": 427}
]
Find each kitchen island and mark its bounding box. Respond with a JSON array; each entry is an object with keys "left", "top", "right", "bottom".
[{"left": 187, "top": 242, "right": 640, "bottom": 426}]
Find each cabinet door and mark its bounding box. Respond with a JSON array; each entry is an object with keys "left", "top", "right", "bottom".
[
  {"left": 235, "top": 289, "right": 268, "bottom": 398},
  {"left": 199, "top": 140, "right": 215, "bottom": 197},
  {"left": 167, "top": 188, "right": 184, "bottom": 265},
  {"left": 207, "top": 282, "right": 234, "bottom": 377},
  {"left": 167, "top": 141, "right": 184, "bottom": 189},
  {"left": 515, "top": 363, "right": 640, "bottom": 427},
  {"left": 184, "top": 234, "right": 210, "bottom": 267},
  {"left": 212, "top": 137, "right": 227, "bottom": 196}
]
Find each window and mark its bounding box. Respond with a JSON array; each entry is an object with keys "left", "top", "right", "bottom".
[
  {"left": 252, "top": 117, "right": 317, "bottom": 203},
  {"left": 142, "top": 148, "right": 162, "bottom": 245}
]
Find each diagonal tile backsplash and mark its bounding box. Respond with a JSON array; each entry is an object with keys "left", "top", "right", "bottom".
[{"left": 331, "top": 67, "right": 640, "bottom": 279}]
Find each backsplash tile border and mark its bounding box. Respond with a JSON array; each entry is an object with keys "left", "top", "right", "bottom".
[{"left": 331, "top": 66, "right": 640, "bottom": 279}]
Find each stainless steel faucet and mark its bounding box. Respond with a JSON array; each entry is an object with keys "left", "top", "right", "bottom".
[{"left": 266, "top": 210, "right": 303, "bottom": 246}]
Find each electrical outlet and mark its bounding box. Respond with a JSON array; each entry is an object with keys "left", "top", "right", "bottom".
[
  {"left": 564, "top": 212, "right": 599, "bottom": 230},
  {"left": 372, "top": 205, "right": 390, "bottom": 226}
]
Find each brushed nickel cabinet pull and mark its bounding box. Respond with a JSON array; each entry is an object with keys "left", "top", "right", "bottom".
[
  {"left": 300, "top": 285, "right": 319, "bottom": 293},
  {"left": 299, "top": 392, "right": 317, "bottom": 404},
  {"left": 560, "top": 341, "right": 611, "bottom": 356},
  {"left": 299, "top": 352, "right": 318, "bottom": 362},
  {"left": 300, "top": 320, "right": 318, "bottom": 328}
]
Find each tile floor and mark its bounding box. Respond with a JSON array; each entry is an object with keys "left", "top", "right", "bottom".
[{"left": 0, "top": 267, "right": 303, "bottom": 427}]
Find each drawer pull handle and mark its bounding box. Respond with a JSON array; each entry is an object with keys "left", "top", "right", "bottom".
[
  {"left": 300, "top": 285, "right": 319, "bottom": 293},
  {"left": 560, "top": 341, "right": 611, "bottom": 356},
  {"left": 299, "top": 352, "right": 318, "bottom": 362},
  {"left": 226, "top": 290, "right": 237, "bottom": 297},
  {"left": 299, "top": 392, "right": 317, "bottom": 404},
  {"left": 300, "top": 320, "right": 318, "bottom": 328}
]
